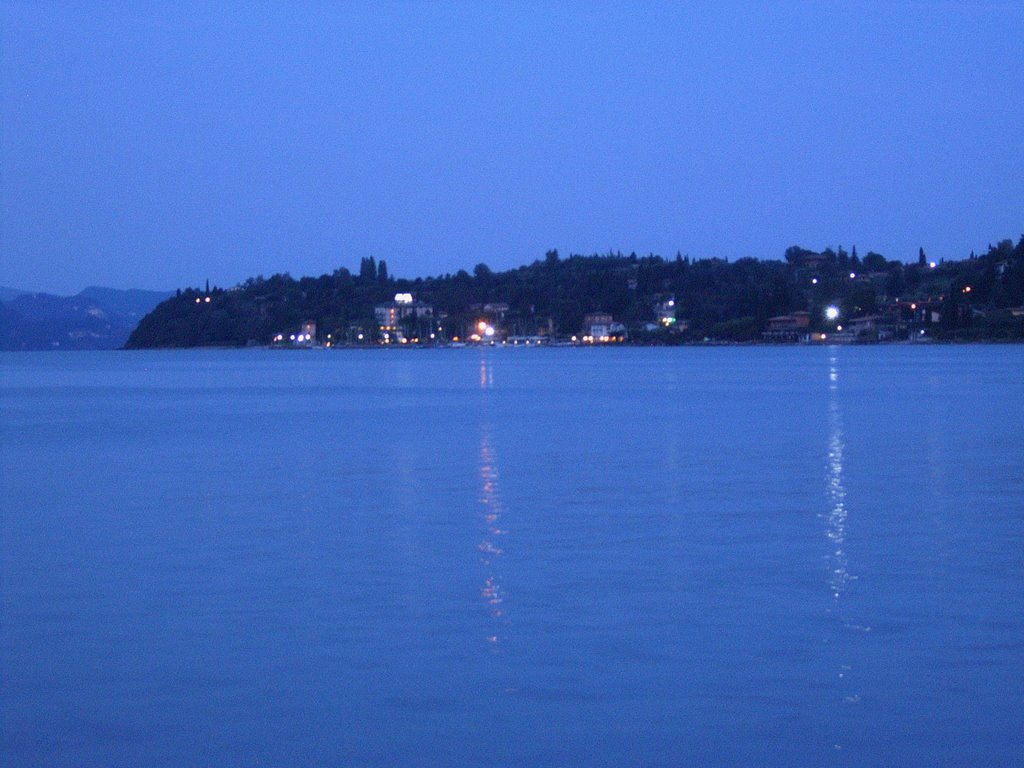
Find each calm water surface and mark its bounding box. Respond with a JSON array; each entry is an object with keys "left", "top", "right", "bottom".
[{"left": 2, "top": 346, "right": 1022, "bottom": 767}]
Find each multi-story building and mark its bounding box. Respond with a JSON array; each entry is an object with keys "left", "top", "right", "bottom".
[{"left": 374, "top": 293, "right": 435, "bottom": 343}]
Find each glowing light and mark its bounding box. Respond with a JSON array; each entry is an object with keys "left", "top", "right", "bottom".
[
  {"left": 812, "top": 278, "right": 819, "bottom": 285},
  {"left": 910, "top": 303, "right": 917, "bottom": 310},
  {"left": 394, "top": 293, "right": 413, "bottom": 304},
  {"left": 963, "top": 286, "right": 972, "bottom": 293},
  {"left": 430, "top": 333, "right": 435, "bottom": 339},
  {"left": 571, "top": 336, "right": 577, "bottom": 342},
  {"left": 195, "top": 298, "right": 201, "bottom": 303},
  {"left": 483, "top": 325, "right": 495, "bottom": 338},
  {"left": 204, "top": 296, "right": 211, "bottom": 303},
  {"left": 929, "top": 261, "right": 937, "bottom": 269},
  {"left": 667, "top": 299, "right": 675, "bottom": 307},
  {"left": 849, "top": 272, "right": 856, "bottom": 279},
  {"left": 477, "top": 320, "right": 487, "bottom": 333},
  {"left": 470, "top": 333, "right": 481, "bottom": 342},
  {"left": 836, "top": 325, "right": 843, "bottom": 331},
  {"left": 289, "top": 334, "right": 296, "bottom": 341},
  {"left": 825, "top": 306, "right": 840, "bottom": 321},
  {"left": 357, "top": 333, "right": 364, "bottom": 341}
]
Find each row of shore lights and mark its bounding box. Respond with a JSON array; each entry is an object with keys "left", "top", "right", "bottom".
[{"left": 271, "top": 333, "right": 313, "bottom": 343}]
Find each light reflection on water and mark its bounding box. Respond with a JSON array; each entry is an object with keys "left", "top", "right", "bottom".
[
  {"left": 826, "top": 350, "right": 850, "bottom": 601},
  {"left": 477, "top": 353, "right": 507, "bottom": 647},
  {"left": 824, "top": 349, "right": 868, "bottom": 751}
]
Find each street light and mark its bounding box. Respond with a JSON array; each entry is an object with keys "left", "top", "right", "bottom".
[{"left": 825, "top": 306, "right": 840, "bottom": 321}]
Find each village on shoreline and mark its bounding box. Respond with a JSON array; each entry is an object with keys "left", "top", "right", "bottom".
[
  {"left": 269, "top": 293, "right": 1014, "bottom": 350},
  {"left": 127, "top": 238, "right": 1024, "bottom": 349}
]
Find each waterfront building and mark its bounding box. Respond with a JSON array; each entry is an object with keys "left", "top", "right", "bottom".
[
  {"left": 762, "top": 311, "right": 811, "bottom": 342},
  {"left": 374, "top": 293, "right": 434, "bottom": 343}
]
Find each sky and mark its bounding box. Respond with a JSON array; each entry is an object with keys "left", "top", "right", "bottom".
[{"left": 2, "top": 1, "right": 1022, "bottom": 295}]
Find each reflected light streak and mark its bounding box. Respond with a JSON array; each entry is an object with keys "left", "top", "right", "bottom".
[
  {"left": 478, "top": 421, "right": 508, "bottom": 646},
  {"left": 479, "top": 354, "right": 494, "bottom": 390},
  {"left": 826, "top": 351, "right": 850, "bottom": 600},
  {"left": 823, "top": 349, "right": 866, "bottom": 751}
]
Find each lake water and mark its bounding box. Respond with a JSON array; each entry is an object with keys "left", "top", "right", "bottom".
[{"left": 2, "top": 346, "right": 1022, "bottom": 767}]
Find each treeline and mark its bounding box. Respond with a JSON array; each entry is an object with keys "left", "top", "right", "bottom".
[{"left": 125, "top": 237, "right": 1024, "bottom": 347}]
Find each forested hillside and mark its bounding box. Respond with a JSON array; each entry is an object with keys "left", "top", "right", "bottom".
[{"left": 126, "top": 238, "right": 1024, "bottom": 347}]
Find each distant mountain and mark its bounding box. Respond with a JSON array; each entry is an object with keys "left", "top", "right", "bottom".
[
  {"left": 0, "top": 287, "right": 173, "bottom": 350},
  {"left": 0, "top": 286, "right": 31, "bottom": 302},
  {"left": 78, "top": 286, "right": 175, "bottom": 323}
]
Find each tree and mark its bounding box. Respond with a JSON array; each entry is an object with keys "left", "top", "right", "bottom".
[
  {"left": 863, "top": 252, "right": 888, "bottom": 271},
  {"left": 359, "top": 257, "right": 377, "bottom": 281},
  {"left": 378, "top": 260, "right": 389, "bottom": 282},
  {"left": 918, "top": 247, "right": 926, "bottom": 267}
]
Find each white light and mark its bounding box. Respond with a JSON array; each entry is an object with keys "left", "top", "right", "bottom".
[
  {"left": 357, "top": 333, "right": 364, "bottom": 340},
  {"left": 394, "top": 293, "right": 413, "bottom": 304},
  {"left": 667, "top": 300, "right": 675, "bottom": 307},
  {"left": 484, "top": 326, "right": 495, "bottom": 338},
  {"left": 811, "top": 278, "right": 818, "bottom": 285},
  {"left": 849, "top": 272, "right": 856, "bottom": 279},
  {"left": 289, "top": 334, "right": 296, "bottom": 341},
  {"left": 929, "top": 261, "right": 937, "bottom": 269},
  {"left": 825, "top": 306, "right": 840, "bottom": 321}
]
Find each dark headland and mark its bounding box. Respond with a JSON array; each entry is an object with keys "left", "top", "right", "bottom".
[{"left": 126, "top": 238, "right": 1024, "bottom": 349}]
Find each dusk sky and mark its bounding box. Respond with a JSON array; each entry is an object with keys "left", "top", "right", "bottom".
[{"left": 2, "top": 2, "right": 1022, "bottom": 295}]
